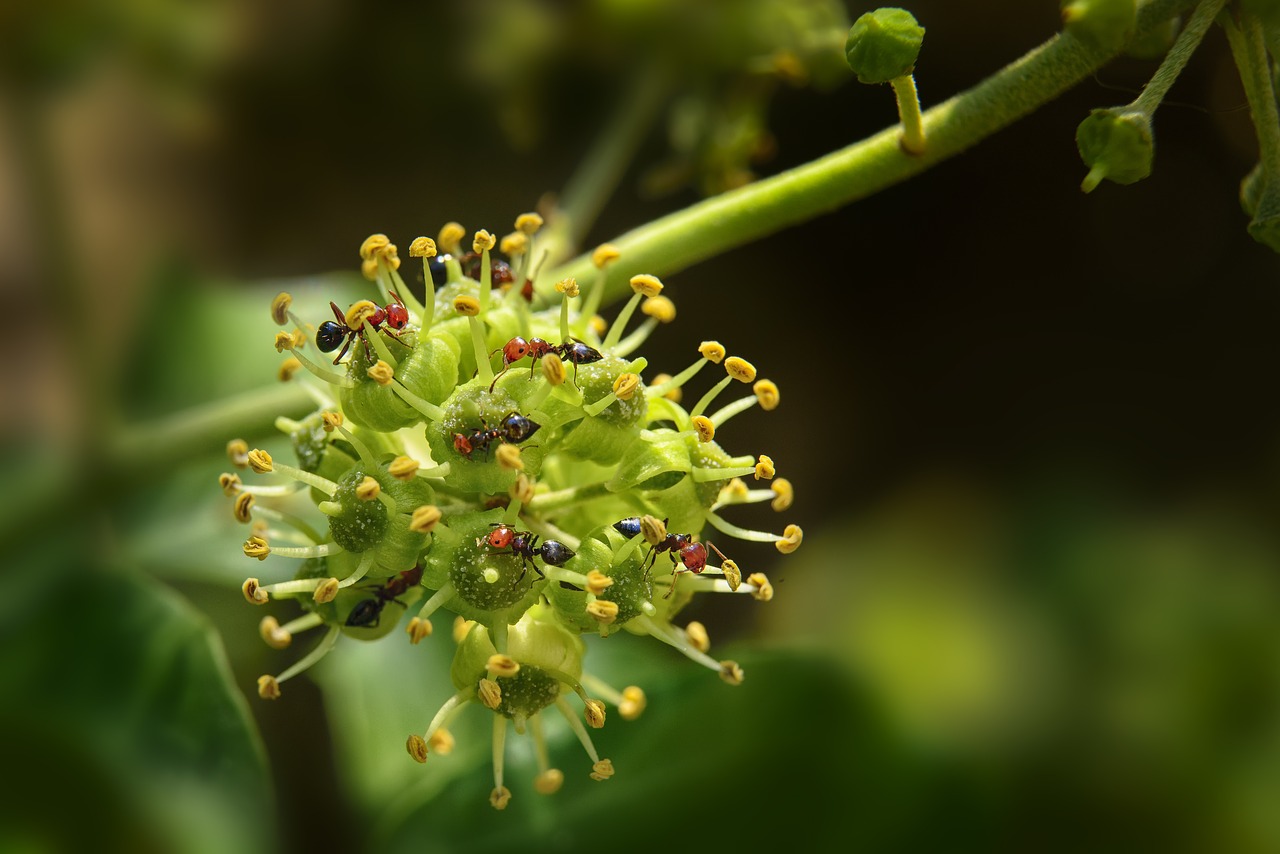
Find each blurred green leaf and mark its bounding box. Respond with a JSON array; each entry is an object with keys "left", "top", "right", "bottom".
[{"left": 0, "top": 549, "right": 274, "bottom": 854}]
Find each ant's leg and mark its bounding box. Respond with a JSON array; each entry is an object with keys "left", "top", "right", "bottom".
[
  {"left": 332, "top": 334, "right": 354, "bottom": 365},
  {"left": 662, "top": 568, "right": 685, "bottom": 600}
]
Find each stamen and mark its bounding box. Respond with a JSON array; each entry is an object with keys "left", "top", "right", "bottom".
[
  {"left": 703, "top": 509, "right": 787, "bottom": 544},
  {"left": 246, "top": 449, "right": 340, "bottom": 495},
  {"left": 719, "top": 661, "right": 745, "bottom": 685},
  {"left": 634, "top": 614, "right": 723, "bottom": 674},
  {"left": 337, "top": 550, "right": 377, "bottom": 588},
  {"left": 500, "top": 231, "right": 528, "bottom": 258},
  {"left": 367, "top": 360, "right": 395, "bottom": 386},
  {"left": 429, "top": 728, "right": 454, "bottom": 754},
  {"left": 554, "top": 695, "right": 602, "bottom": 765},
  {"left": 580, "top": 243, "right": 620, "bottom": 322},
  {"left": 355, "top": 476, "right": 381, "bottom": 501},
  {"left": 648, "top": 347, "right": 714, "bottom": 399},
  {"left": 691, "top": 415, "right": 715, "bottom": 443},
  {"left": 486, "top": 654, "right": 521, "bottom": 678},
  {"left": 409, "top": 237, "right": 438, "bottom": 329},
  {"left": 227, "top": 439, "right": 250, "bottom": 468},
  {"left": 698, "top": 341, "right": 726, "bottom": 363},
  {"left": 389, "top": 455, "right": 419, "bottom": 480},
  {"left": 438, "top": 222, "right": 465, "bottom": 255},
  {"left": 724, "top": 356, "right": 757, "bottom": 383},
  {"left": 219, "top": 472, "right": 242, "bottom": 495},
  {"left": 602, "top": 278, "right": 657, "bottom": 351},
  {"left": 534, "top": 769, "right": 564, "bottom": 795},
  {"left": 755, "top": 455, "right": 775, "bottom": 480},
  {"left": 473, "top": 229, "right": 497, "bottom": 310},
  {"left": 746, "top": 572, "right": 774, "bottom": 601},
  {"left": 274, "top": 338, "right": 354, "bottom": 388},
  {"left": 270, "top": 292, "right": 293, "bottom": 326},
  {"left": 410, "top": 505, "right": 443, "bottom": 533},
  {"left": 612, "top": 295, "right": 674, "bottom": 357},
  {"left": 406, "top": 734, "right": 429, "bottom": 764},
  {"left": 414, "top": 581, "right": 456, "bottom": 623},
  {"left": 242, "top": 578, "right": 269, "bottom": 604},
  {"left": 685, "top": 620, "right": 711, "bottom": 652},
  {"left": 495, "top": 443, "right": 523, "bottom": 471},
  {"left": 260, "top": 626, "right": 341, "bottom": 698},
  {"left": 478, "top": 678, "right": 502, "bottom": 710},
  {"left": 771, "top": 478, "right": 794, "bottom": 511},
  {"left": 776, "top": 523, "right": 803, "bottom": 554},
  {"left": 590, "top": 759, "right": 615, "bottom": 782},
  {"left": 585, "top": 570, "right": 612, "bottom": 596},
  {"left": 406, "top": 617, "right": 432, "bottom": 644},
  {"left": 391, "top": 379, "right": 446, "bottom": 422},
  {"left": 414, "top": 688, "right": 469, "bottom": 758},
  {"left": 278, "top": 358, "right": 303, "bottom": 382},
  {"left": 453, "top": 616, "right": 473, "bottom": 644},
  {"left": 525, "top": 480, "right": 610, "bottom": 512},
  {"left": 584, "top": 699, "right": 606, "bottom": 729}
]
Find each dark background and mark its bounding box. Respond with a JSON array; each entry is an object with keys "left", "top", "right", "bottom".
[{"left": 6, "top": 1, "right": 1280, "bottom": 851}]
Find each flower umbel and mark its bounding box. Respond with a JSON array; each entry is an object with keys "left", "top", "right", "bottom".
[{"left": 225, "top": 217, "right": 801, "bottom": 808}]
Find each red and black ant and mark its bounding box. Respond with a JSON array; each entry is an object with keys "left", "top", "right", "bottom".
[
  {"left": 461, "top": 251, "right": 515, "bottom": 288},
  {"left": 613, "top": 517, "right": 730, "bottom": 598},
  {"left": 316, "top": 293, "right": 411, "bottom": 364},
  {"left": 452, "top": 411, "right": 541, "bottom": 458},
  {"left": 345, "top": 566, "right": 423, "bottom": 628},
  {"left": 480, "top": 523, "right": 575, "bottom": 585},
  {"left": 488, "top": 336, "right": 604, "bottom": 391}
]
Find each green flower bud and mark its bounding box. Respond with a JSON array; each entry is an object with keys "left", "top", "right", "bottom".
[
  {"left": 425, "top": 383, "right": 545, "bottom": 495},
  {"left": 844, "top": 8, "right": 924, "bottom": 85},
  {"left": 423, "top": 510, "right": 544, "bottom": 625},
  {"left": 544, "top": 528, "right": 652, "bottom": 635},
  {"left": 340, "top": 333, "right": 462, "bottom": 432},
  {"left": 1060, "top": 0, "right": 1136, "bottom": 52},
  {"left": 1075, "top": 107, "right": 1153, "bottom": 192},
  {"left": 338, "top": 333, "right": 421, "bottom": 432},
  {"left": 450, "top": 610, "right": 585, "bottom": 720},
  {"left": 551, "top": 357, "right": 648, "bottom": 465},
  {"left": 325, "top": 461, "right": 434, "bottom": 573}
]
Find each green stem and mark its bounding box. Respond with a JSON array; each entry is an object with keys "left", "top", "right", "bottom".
[
  {"left": 543, "top": 0, "right": 1195, "bottom": 306},
  {"left": 1224, "top": 7, "right": 1280, "bottom": 185},
  {"left": 890, "top": 75, "right": 926, "bottom": 154},
  {"left": 1131, "top": 0, "right": 1228, "bottom": 116}
]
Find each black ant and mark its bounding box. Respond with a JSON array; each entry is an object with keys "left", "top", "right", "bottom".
[
  {"left": 613, "top": 517, "right": 729, "bottom": 598},
  {"left": 315, "top": 293, "right": 411, "bottom": 364},
  {"left": 345, "top": 566, "right": 423, "bottom": 628},
  {"left": 488, "top": 336, "right": 604, "bottom": 391},
  {"left": 452, "top": 411, "right": 541, "bottom": 458},
  {"left": 480, "top": 523, "right": 575, "bottom": 585}
]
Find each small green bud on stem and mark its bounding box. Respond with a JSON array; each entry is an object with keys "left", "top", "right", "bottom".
[{"left": 845, "top": 8, "right": 927, "bottom": 155}]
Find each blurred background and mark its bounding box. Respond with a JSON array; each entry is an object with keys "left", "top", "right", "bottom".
[{"left": 5, "top": 0, "right": 1280, "bottom": 851}]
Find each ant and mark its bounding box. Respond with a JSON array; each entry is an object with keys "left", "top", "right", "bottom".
[
  {"left": 452, "top": 411, "right": 541, "bottom": 458},
  {"left": 613, "top": 517, "right": 730, "bottom": 598},
  {"left": 480, "top": 523, "right": 575, "bottom": 585},
  {"left": 316, "top": 292, "right": 411, "bottom": 364},
  {"left": 488, "top": 336, "right": 604, "bottom": 391},
  {"left": 460, "top": 251, "right": 515, "bottom": 288},
  {"left": 345, "top": 566, "right": 423, "bottom": 628}
]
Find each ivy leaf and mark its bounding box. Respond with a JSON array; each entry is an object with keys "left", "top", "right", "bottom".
[{"left": 0, "top": 549, "right": 274, "bottom": 854}]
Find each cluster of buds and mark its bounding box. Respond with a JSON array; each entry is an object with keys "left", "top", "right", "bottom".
[{"left": 223, "top": 214, "right": 801, "bottom": 808}]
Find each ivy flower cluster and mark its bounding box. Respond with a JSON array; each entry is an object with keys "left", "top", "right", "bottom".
[{"left": 221, "top": 214, "right": 802, "bottom": 808}]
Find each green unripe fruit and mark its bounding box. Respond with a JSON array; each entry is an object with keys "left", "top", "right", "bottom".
[
  {"left": 289, "top": 552, "right": 420, "bottom": 639},
  {"left": 451, "top": 610, "right": 585, "bottom": 719},
  {"left": 545, "top": 529, "right": 653, "bottom": 635},
  {"left": 1060, "top": 0, "right": 1136, "bottom": 51},
  {"left": 324, "top": 461, "right": 434, "bottom": 573},
  {"left": 844, "top": 8, "right": 923, "bottom": 85},
  {"left": 551, "top": 356, "right": 648, "bottom": 465},
  {"left": 327, "top": 467, "right": 389, "bottom": 552},
  {"left": 423, "top": 511, "right": 544, "bottom": 626},
  {"left": 337, "top": 333, "right": 420, "bottom": 432},
  {"left": 425, "top": 383, "right": 544, "bottom": 495},
  {"left": 1076, "top": 107, "right": 1153, "bottom": 192}
]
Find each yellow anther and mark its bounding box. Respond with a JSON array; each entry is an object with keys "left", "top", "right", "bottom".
[
  {"left": 590, "top": 759, "right": 615, "bottom": 781},
  {"left": 691, "top": 415, "right": 715, "bottom": 443},
  {"left": 542, "top": 353, "right": 566, "bottom": 386},
  {"left": 438, "top": 221, "right": 465, "bottom": 254},
  {"left": 486, "top": 654, "right": 521, "bottom": 678},
  {"left": 555, "top": 277, "right": 580, "bottom": 298},
  {"left": 725, "top": 356, "right": 757, "bottom": 383},
  {"left": 642, "top": 296, "right": 676, "bottom": 323},
  {"left": 719, "top": 661, "right": 745, "bottom": 685},
  {"left": 409, "top": 236, "right": 437, "bottom": 258},
  {"left": 367, "top": 360, "right": 395, "bottom": 386},
  {"left": 775, "top": 524, "right": 803, "bottom": 554},
  {"left": 428, "top": 728, "right": 454, "bottom": 755},
  {"left": 257, "top": 675, "right": 281, "bottom": 700},
  {"left": 515, "top": 212, "right": 544, "bottom": 234},
  {"left": 278, "top": 357, "right": 303, "bottom": 382},
  {"left": 585, "top": 570, "right": 613, "bottom": 596},
  {"left": 313, "top": 578, "right": 340, "bottom": 604},
  {"left": 770, "top": 478, "right": 794, "bottom": 512},
  {"left": 629, "top": 274, "right": 663, "bottom": 297},
  {"left": 453, "top": 295, "right": 480, "bottom": 316},
  {"left": 389, "top": 455, "right": 419, "bottom": 481},
  {"left": 355, "top": 476, "right": 381, "bottom": 501},
  {"left": 270, "top": 292, "right": 293, "bottom": 326},
  {"left": 650, "top": 373, "right": 681, "bottom": 402},
  {"left": 754, "top": 454, "right": 775, "bottom": 480},
  {"left": 273, "top": 331, "right": 295, "bottom": 353},
  {"left": 747, "top": 572, "right": 774, "bottom": 602},
  {"left": 685, "top": 621, "right": 711, "bottom": 653},
  {"left": 589, "top": 315, "right": 608, "bottom": 337},
  {"left": 500, "top": 231, "right": 528, "bottom": 256},
  {"left": 359, "top": 233, "right": 391, "bottom": 261},
  {"left": 495, "top": 443, "right": 524, "bottom": 471},
  {"left": 591, "top": 243, "right": 621, "bottom": 268},
  {"left": 290, "top": 328, "right": 307, "bottom": 349},
  {"left": 243, "top": 536, "right": 271, "bottom": 561},
  {"left": 259, "top": 616, "right": 292, "bottom": 649},
  {"left": 721, "top": 478, "right": 749, "bottom": 502},
  {"left": 361, "top": 258, "right": 379, "bottom": 281},
  {"left": 584, "top": 699, "right": 606, "bottom": 729},
  {"left": 722, "top": 559, "right": 742, "bottom": 591},
  {"left": 376, "top": 242, "right": 401, "bottom": 270},
  {"left": 754, "top": 379, "right": 780, "bottom": 411},
  {"left": 619, "top": 686, "right": 646, "bottom": 720},
  {"left": 410, "top": 505, "right": 443, "bottom": 534},
  {"left": 699, "top": 341, "right": 726, "bottom": 363},
  {"left": 534, "top": 769, "right": 564, "bottom": 795},
  {"left": 346, "top": 300, "right": 379, "bottom": 330},
  {"left": 219, "top": 472, "right": 242, "bottom": 496},
  {"left": 510, "top": 474, "right": 536, "bottom": 504},
  {"left": 472, "top": 229, "right": 496, "bottom": 253},
  {"left": 640, "top": 515, "right": 667, "bottom": 545},
  {"left": 586, "top": 600, "right": 619, "bottom": 625},
  {"left": 478, "top": 678, "right": 502, "bottom": 710},
  {"left": 227, "top": 439, "right": 250, "bottom": 468},
  {"left": 406, "top": 734, "right": 429, "bottom": 764},
  {"left": 489, "top": 786, "right": 512, "bottom": 810},
  {"left": 453, "top": 615, "right": 473, "bottom": 644},
  {"left": 321, "top": 411, "right": 344, "bottom": 433},
  {"left": 252, "top": 520, "right": 268, "bottom": 536},
  {"left": 612, "top": 372, "right": 640, "bottom": 401},
  {"left": 406, "top": 617, "right": 433, "bottom": 644},
  {"left": 242, "top": 577, "right": 269, "bottom": 604},
  {"left": 233, "top": 491, "right": 255, "bottom": 523}
]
